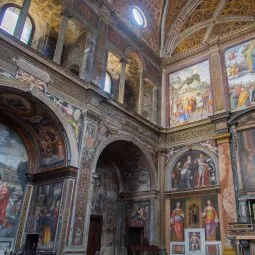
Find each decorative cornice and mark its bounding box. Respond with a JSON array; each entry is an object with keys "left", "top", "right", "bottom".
[
  {"left": 26, "top": 166, "right": 78, "bottom": 184},
  {"left": 165, "top": 186, "right": 221, "bottom": 199}
]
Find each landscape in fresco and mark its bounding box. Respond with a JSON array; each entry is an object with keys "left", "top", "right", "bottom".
[
  {"left": 0, "top": 123, "right": 28, "bottom": 242},
  {"left": 238, "top": 128, "right": 255, "bottom": 191},
  {"left": 225, "top": 38, "right": 255, "bottom": 111},
  {"left": 169, "top": 60, "right": 213, "bottom": 127},
  {"left": 30, "top": 183, "right": 63, "bottom": 249}
]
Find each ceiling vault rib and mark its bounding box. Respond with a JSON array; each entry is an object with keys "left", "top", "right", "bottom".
[{"left": 202, "top": 0, "right": 228, "bottom": 44}]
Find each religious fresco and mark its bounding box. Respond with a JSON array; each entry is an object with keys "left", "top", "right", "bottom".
[
  {"left": 0, "top": 93, "right": 66, "bottom": 168},
  {"left": 170, "top": 150, "right": 217, "bottom": 191},
  {"left": 169, "top": 60, "right": 213, "bottom": 127},
  {"left": 225, "top": 38, "right": 255, "bottom": 111},
  {"left": 46, "top": 93, "right": 82, "bottom": 143},
  {"left": 238, "top": 128, "right": 255, "bottom": 191},
  {"left": 170, "top": 196, "right": 221, "bottom": 255},
  {"left": 30, "top": 182, "right": 63, "bottom": 249},
  {"left": 126, "top": 202, "right": 150, "bottom": 241},
  {"left": 0, "top": 68, "right": 82, "bottom": 145},
  {"left": 0, "top": 123, "right": 28, "bottom": 243}
]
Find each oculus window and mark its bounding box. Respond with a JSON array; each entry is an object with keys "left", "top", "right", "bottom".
[
  {"left": 132, "top": 7, "right": 147, "bottom": 27},
  {"left": 0, "top": 5, "right": 34, "bottom": 45}
]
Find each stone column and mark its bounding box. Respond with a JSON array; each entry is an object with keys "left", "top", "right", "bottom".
[
  {"left": 161, "top": 69, "right": 168, "bottom": 128},
  {"left": 92, "top": 17, "right": 109, "bottom": 88},
  {"left": 13, "top": 0, "right": 32, "bottom": 41},
  {"left": 53, "top": 14, "right": 69, "bottom": 64},
  {"left": 118, "top": 58, "right": 127, "bottom": 104},
  {"left": 209, "top": 46, "right": 229, "bottom": 112},
  {"left": 152, "top": 87, "right": 158, "bottom": 124},
  {"left": 138, "top": 69, "right": 144, "bottom": 115},
  {"left": 158, "top": 150, "right": 167, "bottom": 255},
  {"left": 216, "top": 134, "right": 237, "bottom": 255},
  {"left": 79, "top": 32, "right": 97, "bottom": 82}
]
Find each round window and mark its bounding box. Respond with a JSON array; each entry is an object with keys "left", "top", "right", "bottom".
[{"left": 132, "top": 7, "right": 146, "bottom": 27}]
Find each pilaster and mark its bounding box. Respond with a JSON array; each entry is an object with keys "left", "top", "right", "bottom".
[
  {"left": 138, "top": 69, "right": 144, "bottom": 115},
  {"left": 92, "top": 17, "right": 109, "bottom": 88},
  {"left": 209, "top": 46, "right": 229, "bottom": 113},
  {"left": 79, "top": 32, "right": 97, "bottom": 82},
  {"left": 65, "top": 110, "right": 102, "bottom": 255},
  {"left": 118, "top": 58, "right": 127, "bottom": 104},
  {"left": 13, "top": 0, "right": 32, "bottom": 41},
  {"left": 53, "top": 14, "right": 69, "bottom": 64}
]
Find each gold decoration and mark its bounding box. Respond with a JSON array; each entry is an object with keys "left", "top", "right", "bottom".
[
  {"left": 173, "top": 28, "right": 207, "bottom": 56},
  {"left": 181, "top": 0, "right": 221, "bottom": 32}
]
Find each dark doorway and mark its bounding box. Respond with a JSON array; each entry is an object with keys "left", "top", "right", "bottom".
[
  {"left": 127, "top": 227, "right": 144, "bottom": 255},
  {"left": 87, "top": 215, "right": 103, "bottom": 255}
]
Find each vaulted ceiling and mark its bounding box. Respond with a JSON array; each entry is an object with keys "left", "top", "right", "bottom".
[
  {"left": 110, "top": 0, "right": 255, "bottom": 58},
  {"left": 163, "top": 0, "right": 255, "bottom": 58},
  {"left": 110, "top": 0, "right": 165, "bottom": 54}
]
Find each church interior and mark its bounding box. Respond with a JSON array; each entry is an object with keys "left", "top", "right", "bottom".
[{"left": 0, "top": 0, "right": 255, "bottom": 254}]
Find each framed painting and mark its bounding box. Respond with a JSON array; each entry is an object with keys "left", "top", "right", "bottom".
[
  {"left": 170, "top": 242, "right": 185, "bottom": 255},
  {"left": 185, "top": 228, "right": 205, "bottom": 255},
  {"left": 238, "top": 128, "right": 255, "bottom": 191},
  {"left": 225, "top": 38, "right": 255, "bottom": 111},
  {"left": 169, "top": 60, "right": 213, "bottom": 127},
  {"left": 205, "top": 241, "right": 222, "bottom": 255}
]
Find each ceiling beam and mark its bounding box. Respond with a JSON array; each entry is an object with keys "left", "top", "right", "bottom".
[{"left": 202, "top": 0, "right": 228, "bottom": 43}]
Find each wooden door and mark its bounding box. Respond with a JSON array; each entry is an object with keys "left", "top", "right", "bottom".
[{"left": 87, "top": 215, "right": 103, "bottom": 255}]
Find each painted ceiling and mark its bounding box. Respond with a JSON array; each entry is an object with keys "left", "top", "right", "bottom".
[
  {"left": 163, "top": 0, "right": 255, "bottom": 58},
  {"left": 109, "top": 0, "right": 164, "bottom": 54}
]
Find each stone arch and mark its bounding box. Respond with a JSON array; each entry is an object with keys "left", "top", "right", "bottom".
[
  {"left": 0, "top": 77, "right": 79, "bottom": 167},
  {"left": 125, "top": 47, "right": 147, "bottom": 72},
  {"left": 91, "top": 133, "right": 158, "bottom": 190},
  {"left": 165, "top": 144, "right": 219, "bottom": 191},
  {"left": 228, "top": 107, "right": 255, "bottom": 125},
  {"left": 163, "top": 0, "right": 201, "bottom": 57}
]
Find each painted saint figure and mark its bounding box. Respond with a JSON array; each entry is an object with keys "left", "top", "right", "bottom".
[
  {"left": 170, "top": 202, "right": 184, "bottom": 241},
  {"left": 202, "top": 200, "right": 219, "bottom": 241},
  {"left": 197, "top": 154, "right": 210, "bottom": 187},
  {"left": 190, "top": 232, "right": 200, "bottom": 252}
]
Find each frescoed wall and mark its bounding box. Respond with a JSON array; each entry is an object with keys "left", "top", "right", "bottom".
[
  {"left": 91, "top": 163, "right": 119, "bottom": 255},
  {"left": 225, "top": 38, "right": 255, "bottom": 111},
  {"left": 238, "top": 128, "right": 255, "bottom": 191},
  {"left": 126, "top": 201, "right": 150, "bottom": 242},
  {"left": 0, "top": 93, "right": 66, "bottom": 169},
  {"left": 168, "top": 150, "right": 217, "bottom": 191},
  {"left": 169, "top": 195, "right": 221, "bottom": 255},
  {"left": 29, "top": 182, "right": 63, "bottom": 250},
  {"left": 0, "top": 123, "right": 28, "bottom": 246},
  {"left": 169, "top": 60, "right": 213, "bottom": 127}
]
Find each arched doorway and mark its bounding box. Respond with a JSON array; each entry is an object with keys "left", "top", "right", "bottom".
[
  {"left": 88, "top": 140, "right": 158, "bottom": 255},
  {"left": 0, "top": 85, "right": 78, "bottom": 253}
]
